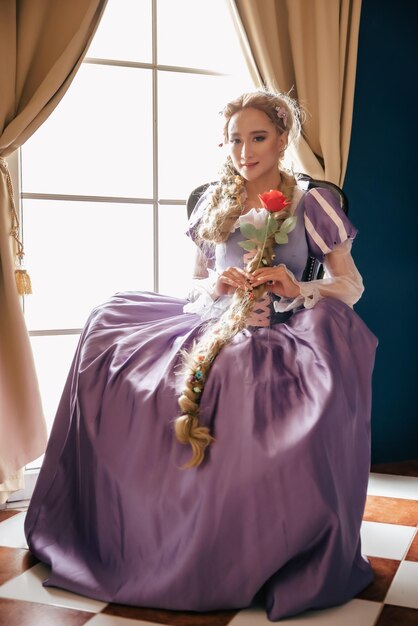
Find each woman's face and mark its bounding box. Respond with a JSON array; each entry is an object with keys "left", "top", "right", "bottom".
[{"left": 227, "top": 107, "right": 287, "bottom": 182}]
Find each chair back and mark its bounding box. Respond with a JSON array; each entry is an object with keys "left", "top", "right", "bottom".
[{"left": 186, "top": 183, "right": 213, "bottom": 219}]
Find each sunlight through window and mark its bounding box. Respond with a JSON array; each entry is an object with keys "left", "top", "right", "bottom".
[{"left": 20, "top": 0, "right": 253, "bottom": 447}]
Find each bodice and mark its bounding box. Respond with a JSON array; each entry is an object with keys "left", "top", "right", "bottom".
[
  {"left": 213, "top": 187, "right": 309, "bottom": 282},
  {"left": 212, "top": 187, "right": 308, "bottom": 326}
]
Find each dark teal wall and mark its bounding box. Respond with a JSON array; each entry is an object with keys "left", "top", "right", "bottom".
[{"left": 344, "top": 0, "right": 418, "bottom": 462}]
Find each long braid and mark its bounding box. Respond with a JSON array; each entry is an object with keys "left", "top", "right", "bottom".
[
  {"left": 198, "top": 158, "right": 246, "bottom": 244},
  {"left": 175, "top": 89, "right": 300, "bottom": 467},
  {"left": 176, "top": 180, "right": 296, "bottom": 468}
]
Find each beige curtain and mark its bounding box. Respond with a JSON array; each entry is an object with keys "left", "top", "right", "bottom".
[
  {"left": 230, "top": 0, "right": 362, "bottom": 186},
  {"left": 0, "top": 0, "right": 108, "bottom": 503}
]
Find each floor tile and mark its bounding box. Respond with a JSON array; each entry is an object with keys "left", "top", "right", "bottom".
[
  {"left": 0, "top": 546, "right": 39, "bottom": 585},
  {"left": 0, "top": 597, "right": 93, "bottom": 626},
  {"left": 374, "top": 604, "right": 418, "bottom": 625},
  {"left": 385, "top": 560, "right": 418, "bottom": 609},
  {"left": 103, "top": 603, "right": 237, "bottom": 625},
  {"left": 0, "top": 511, "right": 20, "bottom": 523},
  {"left": 228, "top": 599, "right": 382, "bottom": 625},
  {"left": 0, "top": 512, "right": 27, "bottom": 549},
  {"left": 364, "top": 495, "right": 418, "bottom": 525},
  {"left": 406, "top": 530, "right": 418, "bottom": 562},
  {"left": 87, "top": 614, "right": 163, "bottom": 625},
  {"left": 367, "top": 474, "right": 418, "bottom": 500},
  {"left": 360, "top": 521, "right": 416, "bottom": 560},
  {"left": 371, "top": 460, "right": 418, "bottom": 477},
  {"left": 0, "top": 562, "right": 106, "bottom": 613},
  {"left": 0, "top": 468, "right": 416, "bottom": 626},
  {"left": 227, "top": 608, "right": 273, "bottom": 625},
  {"left": 357, "top": 556, "right": 401, "bottom": 603},
  {"left": 6, "top": 501, "right": 30, "bottom": 511}
]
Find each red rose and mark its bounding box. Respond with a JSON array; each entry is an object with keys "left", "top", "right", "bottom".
[{"left": 258, "top": 189, "right": 290, "bottom": 212}]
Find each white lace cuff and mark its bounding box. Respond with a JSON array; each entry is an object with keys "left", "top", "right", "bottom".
[
  {"left": 299, "top": 282, "right": 322, "bottom": 308},
  {"left": 183, "top": 269, "right": 232, "bottom": 321},
  {"left": 273, "top": 282, "right": 322, "bottom": 312}
]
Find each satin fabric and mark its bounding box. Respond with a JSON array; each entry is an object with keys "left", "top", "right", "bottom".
[
  {"left": 25, "top": 291, "right": 376, "bottom": 620},
  {"left": 25, "top": 186, "right": 377, "bottom": 620}
]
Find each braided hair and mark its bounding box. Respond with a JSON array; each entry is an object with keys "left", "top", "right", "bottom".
[{"left": 175, "top": 89, "right": 301, "bottom": 467}]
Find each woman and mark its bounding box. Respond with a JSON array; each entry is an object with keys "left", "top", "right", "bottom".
[{"left": 25, "top": 89, "right": 377, "bottom": 621}]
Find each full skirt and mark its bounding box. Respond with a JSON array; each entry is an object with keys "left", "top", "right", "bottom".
[{"left": 25, "top": 291, "right": 377, "bottom": 621}]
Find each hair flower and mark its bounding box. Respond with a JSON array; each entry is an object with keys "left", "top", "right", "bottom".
[{"left": 275, "top": 106, "right": 288, "bottom": 128}]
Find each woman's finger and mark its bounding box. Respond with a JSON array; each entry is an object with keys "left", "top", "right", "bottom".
[
  {"left": 251, "top": 267, "right": 286, "bottom": 280},
  {"left": 220, "top": 270, "right": 250, "bottom": 289}
]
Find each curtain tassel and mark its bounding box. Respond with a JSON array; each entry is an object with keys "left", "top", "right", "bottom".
[
  {"left": 15, "top": 268, "right": 32, "bottom": 295},
  {"left": 0, "top": 156, "right": 32, "bottom": 296}
]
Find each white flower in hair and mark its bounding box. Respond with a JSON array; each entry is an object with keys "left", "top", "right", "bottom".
[{"left": 275, "top": 106, "right": 287, "bottom": 129}]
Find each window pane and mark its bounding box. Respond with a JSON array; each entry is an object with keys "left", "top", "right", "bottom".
[
  {"left": 23, "top": 199, "right": 154, "bottom": 330},
  {"left": 158, "top": 72, "right": 250, "bottom": 200},
  {"left": 21, "top": 64, "right": 153, "bottom": 197},
  {"left": 27, "top": 333, "right": 80, "bottom": 469},
  {"left": 87, "top": 0, "right": 152, "bottom": 63},
  {"left": 158, "top": 204, "right": 195, "bottom": 297},
  {"left": 158, "top": 0, "right": 247, "bottom": 74},
  {"left": 30, "top": 334, "right": 80, "bottom": 432}
]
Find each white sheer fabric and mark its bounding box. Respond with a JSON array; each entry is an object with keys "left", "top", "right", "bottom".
[
  {"left": 275, "top": 239, "right": 364, "bottom": 312},
  {"left": 183, "top": 267, "right": 232, "bottom": 321}
]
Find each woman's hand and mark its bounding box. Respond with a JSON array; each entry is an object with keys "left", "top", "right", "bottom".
[
  {"left": 214, "top": 266, "right": 252, "bottom": 297},
  {"left": 249, "top": 265, "right": 301, "bottom": 298}
]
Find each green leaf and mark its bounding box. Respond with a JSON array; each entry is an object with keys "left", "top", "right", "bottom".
[
  {"left": 275, "top": 232, "right": 288, "bottom": 244},
  {"left": 238, "top": 240, "right": 257, "bottom": 251},
  {"left": 257, "top": 225, "right": 268, "bottom": 241},
  {"left": 267, "top": 218, "right": 278, "bottom": 235},
  {"left": 280, "top": 216, "right": 297, "bottom": 234},
  {"left": 239, "top": 223, "right": 258, "bottom": 239}
]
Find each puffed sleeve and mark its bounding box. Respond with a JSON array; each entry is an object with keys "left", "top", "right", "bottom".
[
  {"left": 184, "top": 191, "right": 232, "bottom": 320},
  {"left": 185, "top": 191, "right": 215, "bottom": 264},
  {"left": 274, "top": 187, "right": 364, "bottom": 312},
  {"left": 303, "top": 187, "right": 357, "bottom": 261}
]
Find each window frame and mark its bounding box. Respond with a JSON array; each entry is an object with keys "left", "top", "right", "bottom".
[{"left": 10, "top": 0, "right": 252, "bottom": 482}]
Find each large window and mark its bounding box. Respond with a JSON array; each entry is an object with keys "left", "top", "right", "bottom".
[{"left": 18, "top": 0, "right": 252, "bottom": 464}]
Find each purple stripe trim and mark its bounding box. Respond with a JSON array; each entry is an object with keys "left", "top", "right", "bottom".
[{"left": 304, "top": 188, "right": 358, "bottom": 261}]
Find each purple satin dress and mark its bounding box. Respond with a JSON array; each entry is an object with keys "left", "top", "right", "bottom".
[{"left": 25, "top": 186, "right": 377, "bottom": 621}]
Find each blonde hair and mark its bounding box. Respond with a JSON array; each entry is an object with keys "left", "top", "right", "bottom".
[{"left": 174, "top": 89, "right": 301, "bottom": 468}]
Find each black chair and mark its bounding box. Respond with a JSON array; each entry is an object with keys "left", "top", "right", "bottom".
[
  {"left": 186, "top": 175, "right": 348, "bottom": 282},
  {"left": 186, "top": 182, "right": 214, "bottom": 219}
]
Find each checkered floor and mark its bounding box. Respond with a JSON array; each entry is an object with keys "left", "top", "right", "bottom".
[{"left": 0, "top": 463, "right": 417, "bottom": 626}]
